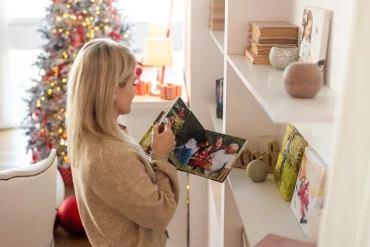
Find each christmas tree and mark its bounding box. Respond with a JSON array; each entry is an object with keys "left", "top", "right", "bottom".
[{"left": 23, "top": 0, "right": 132, "bottom": 172}]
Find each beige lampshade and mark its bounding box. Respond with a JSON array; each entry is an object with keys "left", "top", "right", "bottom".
[
  {"left": 142, "top": 38, "right": 174, "bottom": 66},
  {"left": 147, "top": 23, "right": 167, "bottom": 37}
]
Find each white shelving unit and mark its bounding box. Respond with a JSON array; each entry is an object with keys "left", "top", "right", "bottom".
[
  {"left": 228, "top": 169, "right": 306, "bottom": 246},
  {"left": 227, "top": 55, "right": 337, "bottom": 123},
  {"left": 209, "top": 31, "right": 225, "bottom": 54},
  {"left": 208, "top": 102, "right": 224, "bottom": 133},
  {"left": 186, "top": 0, "right": 370, "bottom": 246}
]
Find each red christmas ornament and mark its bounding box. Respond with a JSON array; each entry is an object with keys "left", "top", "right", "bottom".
[
  {"left": 108, "top": 30, "right": 121, "bottom": 41},
  {"left": 57, "top": 196, "right": 86, "bottom": 237},
  {"left": 136, "top": 67, "right": 142, "bottom": 77}
]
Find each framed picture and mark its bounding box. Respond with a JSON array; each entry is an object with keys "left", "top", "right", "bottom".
[{"left": 298, "top": 7, "right": 331, "bottom": 78}]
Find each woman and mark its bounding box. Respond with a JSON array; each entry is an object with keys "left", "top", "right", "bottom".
[{"left": 67, "top": 38, "right": 179, "bottom": 247}]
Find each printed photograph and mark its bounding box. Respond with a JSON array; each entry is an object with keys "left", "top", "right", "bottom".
[
  {"left": 170, "top": 128, "right": 247, "bottom": 183},
  {"left": 298, "top": 7, "right": 331, "bottom": 74},
  {"left": 290, "top": 147, "right": 328, "bottom": 235}
]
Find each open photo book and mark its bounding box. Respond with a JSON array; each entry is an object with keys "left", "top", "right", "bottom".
[{"left": 139, "top": 96, "right": 248, "bottom": 183}]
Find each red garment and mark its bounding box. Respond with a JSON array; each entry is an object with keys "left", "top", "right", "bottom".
[
  {"left": 298, "top": 182, "right": 309, "bottom": 217},
  {"left": 188, "top": 151, "right": 209, "bottom": 167},
  {"left": 178, "top": 109, "right": 184, "bottom": 120}
]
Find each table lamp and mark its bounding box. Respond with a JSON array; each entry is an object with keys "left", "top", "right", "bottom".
[
  {"left": 147, "top": 23, "right": 167, "bottom": 38},
  {"left": 142, "top": 37, "right": 174, "bottom": 87}
]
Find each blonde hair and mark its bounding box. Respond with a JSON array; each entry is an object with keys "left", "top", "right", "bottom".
[{"left": 67, "top": 38, "right": 137, "bottom": 166}]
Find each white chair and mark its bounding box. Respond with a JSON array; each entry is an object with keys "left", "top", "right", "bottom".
[{"left": 0, "top": 149, "right": 61, "bottom": 247}]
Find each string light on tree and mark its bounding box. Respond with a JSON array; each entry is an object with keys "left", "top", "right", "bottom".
[{"left": 24, "top": 0, "right": 132, "bottom": 181}]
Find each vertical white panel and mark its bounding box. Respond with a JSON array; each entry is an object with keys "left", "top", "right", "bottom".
[{"left": 319, "top": 0, "right": 370, "bottom": 246}]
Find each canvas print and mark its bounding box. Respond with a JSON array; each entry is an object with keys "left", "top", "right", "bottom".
[
  {"left": 298, "top": 7, "right": 331, "bottom": 75},
  {"left": 274, "top": 124, "right": 308, "bottom": 201},
  {"left": 290, "top": 147, "right": 328, "bottom": 236},
  {"left": 171, "top": 129, "right": 247, "bottom": 182}
]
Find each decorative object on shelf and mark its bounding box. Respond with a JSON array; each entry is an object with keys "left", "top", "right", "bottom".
[
  {"left": 234, "top": 149, "right": 252, "bottom": 169},
  {"left": 269, "top": 46, "right": 299, "bottom": 70},
  {"left": 210, "top": 0, "right": 225, "bottom": 30},
  {"left": 283, "top": 62, "right": 323, "bottom": 98},
  {"left": 290, "top": 147, "right": 328, "bottom": 242},
  {"left": 298, "top": 7, "right": 332, "bottom": 82},
  {"left": 234, "top": 138, "right": 279, "bottom": 173},
  {"left": 257, "top": 136, "right": 281, "bottom": 173},
  {"left": 274, "top": 124, "right": 308, "bottom": 201},
  {"left": 142, "top": 37, "right": 174, "bottom": 89},
  {"left": 140, "top": 0, "right": 175, "bottom": 95},
  {"left": 255, "top": 234, "right": 316, "bottom": 247},
  {"left": 135, "top": 81, "right": 152, "bottom": 96},
  {"left": 246, "top": 21, "right": 298, "bottom": 65},
  {"left": 246, "top": 158, "right": 269, "bottom": 182},
  {"left": 57, "top": 195, "right": 86, "bottom": 237},
  {"left": 215, "top": 78, "right": 224, "bottom": 119},
  {"left": 159, "top": 83, "right": 182, "bottom": 100}
]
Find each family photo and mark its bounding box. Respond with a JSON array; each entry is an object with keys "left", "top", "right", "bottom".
[
  {"left": 298, "top": 7, "right": 331, "bottom": 75},
  {"left": 170, "top": 130, "right": 247, "bottom": 182}
]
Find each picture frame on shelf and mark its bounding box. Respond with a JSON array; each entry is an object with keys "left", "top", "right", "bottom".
[{"left": 298, "top": 7, "right": 332, "bottom": 81}]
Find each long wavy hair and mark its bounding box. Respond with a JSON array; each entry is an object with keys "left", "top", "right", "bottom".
[{"left": 67, "top": 38, "right": 138, "bottom": 166}]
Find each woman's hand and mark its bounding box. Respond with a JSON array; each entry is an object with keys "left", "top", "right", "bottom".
[{"left": 151, "top": 123, "right": 176, "bottom": 154}]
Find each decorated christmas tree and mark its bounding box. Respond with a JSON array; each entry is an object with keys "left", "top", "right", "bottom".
[{"left": 23, "top": 0, "right": 132, "bottom": 180}]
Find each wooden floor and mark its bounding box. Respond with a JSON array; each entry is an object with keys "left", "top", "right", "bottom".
[{"left": 0, "top": 129, "right": 91, "bottom": 247}]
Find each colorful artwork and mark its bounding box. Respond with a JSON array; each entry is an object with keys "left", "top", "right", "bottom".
[
  {"left": 298, "top": 7, "right": 331, "bottom": 78},
  {"left": 290, "top": 147, "right": 328, "bottom": 236},
  {"left": 274, "top": 124, "right": 308, "bottom": 201}
]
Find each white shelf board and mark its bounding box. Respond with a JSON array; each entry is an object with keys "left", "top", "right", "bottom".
[
  {"left": 227, "top": 55, "right": 337, "bottom": 123},
  {"left": 209, "top": 30, "right": 225, "bottom": 54},
  {"left": 227, "top": 169, "right": 306, "bottom": 246},
  {"left": 132, "top": 96, "right": 187, "bottom": 109},
  {"left": 208, "top": 102, "right": 224, "bottom": 133}
]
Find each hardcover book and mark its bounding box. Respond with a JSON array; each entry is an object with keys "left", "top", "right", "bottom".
[
  {"left": 249, "top": 21, "right": 298, "bottom": 38},
  {"left": 139, "top": 96, "right": 248, "bottom": 183}
]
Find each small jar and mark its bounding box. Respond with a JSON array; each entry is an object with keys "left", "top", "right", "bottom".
[{"left": 269, "top": 46, "right": 299, "bottom": 70}]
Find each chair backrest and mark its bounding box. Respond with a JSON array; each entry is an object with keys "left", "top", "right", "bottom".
[{"left": 0, "top": 149, "right": 57, "bottom": 247}]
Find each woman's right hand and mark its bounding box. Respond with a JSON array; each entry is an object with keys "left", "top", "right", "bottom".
[{"left": 151, "top": 123, "right": 176, "bottom": 154}]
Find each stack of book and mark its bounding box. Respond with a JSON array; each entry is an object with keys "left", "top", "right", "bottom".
[
  {"left": 209, "top": 0, "right": 225, "bottom": 30},
  {"left": 245, "top": 21, "right": 298, "bottom": 64}
]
